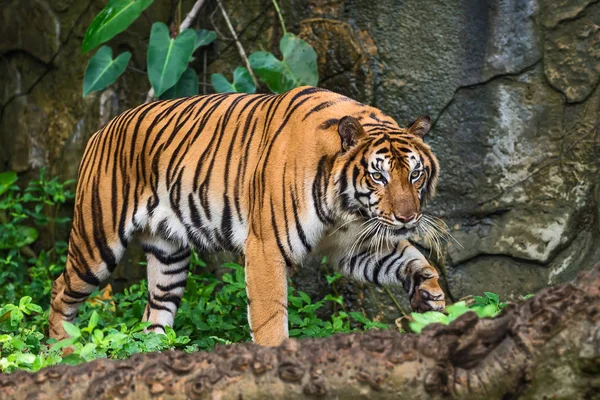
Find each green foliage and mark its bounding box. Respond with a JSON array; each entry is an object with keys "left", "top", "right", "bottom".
[
  {"left": 147, "top": 23, "right": 196, "bottom": 97},
  {"left": 248, "top": 33, "right": 318, "bottom": 93},
  {"left": 211, "top": 67, "right": 256, "bottom": 94},
  {"left": 83, "top": 46, "right": 131, "bottom": 96},
  {"left": 0, "top": 258, "right": 383, "bottom": 373},
  {"left": 194, "top": 30, "right": 217, "bottom": 52},
  {"left": 81, "top": 2, "right": 214, "bottom": 98},
  {"left": 159, "top": 68, "right": 199, "bottom": 99},
  {"left": 82, "top": 0, "right": 154, "bottom": 53},
  {"left": 0, "top": 169, "right": 73, "bottom": 305},
  {"left": 408, "top": 292, "right": 508, "bottom": 334},
  {"left": 0, "top": 171, "right": 17, "bottom": 197},
  {"left": 80, "top": 0, "right": 318, "bottom": 98},
  {"left": 212, "top": 32, "right": 319, "bottom": 94}
]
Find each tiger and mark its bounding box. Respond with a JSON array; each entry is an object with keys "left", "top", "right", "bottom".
[{"left": 49, "top": 86, "right": 446, "bottom": 347}]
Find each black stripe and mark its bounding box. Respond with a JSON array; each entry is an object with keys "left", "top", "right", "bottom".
[
  {"left": 319, "top": 118, "right": 339, "bottom": 130},
  {"left": 147, "top": 296, "right": 172, "bottom": 312},
  {"left": 372, "top": 250, "right": 399, "bottom": 285},
  {"left": 270, "top": 198, "right": 293, "bottom": 267},
  {"left": 91, "top": 177, "right": 118, "bottom": 272},
  {"left": 142, "top": 244, "right": 190, "bottom": 265},
  {"left": 152, "top": 293, "right": 182, "bottom": 308},
  {"left": 312, "top": 156, "right": 334, "bottom": 224},
  {"left": 163, "top": 264, "right": 190, "bottom": 275},
  {"left": 302, "top": 99, "right": 349, "bottom": 121},
  {"left": 289, "top": 186, "right": 312, "bottom": 252},
  {"left": 156, "top": 279, "right": 188, "bottom": 292}
]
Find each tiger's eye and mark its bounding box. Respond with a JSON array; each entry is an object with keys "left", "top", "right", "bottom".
[
  {"left": 410, "top": 170, "right": 421, "bottom": 179},
  {"left": 371, "top": 172, "right": 383, "bottom": 182}
]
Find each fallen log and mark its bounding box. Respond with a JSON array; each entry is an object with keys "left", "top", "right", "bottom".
[{"left": 1, "top": 265, "right": 599, "bottom": 400}]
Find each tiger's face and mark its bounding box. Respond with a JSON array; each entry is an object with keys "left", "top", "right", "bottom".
[{"left": 335, "top": 115, "right": 439, "bottom": 239}]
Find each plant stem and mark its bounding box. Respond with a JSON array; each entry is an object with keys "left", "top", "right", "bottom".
[
  {"left": 385, "top": 287, "right": 407, "bottom": 317},
  {"left": 216, "top": 0, "right": 259, "bottom": 87},
  {"left": 322, "top": 263, "right": 345, "bottom": 313},
  {"left": 271, "top": 0, "right": 286, "bottom": 35},
  {"left": 177, "top": 0, "right": 182, "bottom": 33}
]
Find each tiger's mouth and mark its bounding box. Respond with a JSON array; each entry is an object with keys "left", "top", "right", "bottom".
[{"left": 377, "top": 218, "right": 418, "bottom": 236}]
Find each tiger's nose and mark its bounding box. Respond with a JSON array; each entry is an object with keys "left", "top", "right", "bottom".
[{"left": 395, "top": 213, "right": 417, "bottom": 223}]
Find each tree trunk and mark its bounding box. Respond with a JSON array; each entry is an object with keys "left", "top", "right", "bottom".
[{"left": 2, "top": 266, "right": 599, "bottom": 400}]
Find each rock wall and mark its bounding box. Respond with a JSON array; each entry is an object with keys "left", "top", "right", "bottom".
[{"left": 1, "top": 0, "right": 598, "bottom": 319}]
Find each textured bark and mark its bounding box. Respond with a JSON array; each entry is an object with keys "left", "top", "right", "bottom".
[{"left": 2, "top": 265, "right": 599, "bottom": 400}]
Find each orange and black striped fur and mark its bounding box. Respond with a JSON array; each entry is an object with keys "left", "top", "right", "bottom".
[{"left": 50, "top": 86, "right": 445, "bottom": 346}]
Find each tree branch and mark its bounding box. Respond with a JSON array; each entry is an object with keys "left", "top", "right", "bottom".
[
  {"left": 215, "top": 0, "right": 259, "bottom": 88},
  {"left": 3, "top": 265, "right": 599, "bottom": 399}
]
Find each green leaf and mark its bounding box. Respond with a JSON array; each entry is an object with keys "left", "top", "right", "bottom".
[
  {"left": 248, "top": 52, "right": 288, "bottom": 93},
  {"left": 473, "top": 304, "right": 498, "bottom": 318},
  {"left": 0, "top": 171, "right": 17, "bottom": 197},
  {"left": 10, "top": 309, "right": 23, "bottom": 326},
  {"left": 299, "top": 291, "right": 311, "bottom": 305},
  {"left": 88, "top": 311, "right": 99, "bottom": 332},
  {"left": 15, "top": 353, "right": 36, "bottom": 366},
  {"left": 82, "top": 0, "right": 154, "bottom": 53},
  {"left": 472, "top": 295, "right": 487, "bottom": 306},
  {"left": 83, "top": 46, "right": 131, "bottom": 96},
  {"left": 410, "top": 311, "right": 448, "bottom": 326},
  {"left": 92, "top": 329, "right": 105, "bottom": 344},
  {"left": 249, "top": 33, "right": 318, "bottom": 93},
  {"left": 147, "top": 23, "right": 196, "bottom": 96},
  {"left": 280, "top": 33, "right": 319, "bottom": 87},
  {"left": 211, "top": 67, "right": 256, "bottom": 94},
  {"left": 484, "top": 292, "right": 500, "bottom": 305},
  {"left": 232, "top": 67, "right": 256, "bottom": 93},
  {"left": 10, "top": 337, "right": 25, "bottom": 351},
  {"left": 349, "top": 311, "right": 370, "bottom": 325},
  {"left": 19, "top": 296, "right": 32, "bottom": 309},
  {"left": 61, "top": 353, "right": 85, "bottom": 366},
  {"left": 194, "top": 29, "right": 217, "bottom": 51},
  {"left": 211, "top": 73, "right": 235, "bottom": 93},
  {"left": 159, "top": 68, "right": 199, "bottom": 99},
  {"left": 325, "top": 273, "right": 341, "bottom": 285},
  {"left": 445, "top": 301, "right": 470, "bottom": 320},
  {"left": 62, "top": 321, "right": 81, "bottom": 338},
  {"left": 79, "top": 343, "right": 97, "bottom": 358}
]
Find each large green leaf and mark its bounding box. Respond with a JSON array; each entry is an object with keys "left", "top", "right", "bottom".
[
  {"left": 211, "top": 67, "right": 256, "bottom": 94},
  {"left": 147, "top": 23, "right": 196, "bottom": 97},
  {"left": 82, "top": 0, "right": 154, "bottom": 53},
  {"left": 83, "top": 46, "right": 131, "bottom": 97},
  {"left": 159, "top": 67, "right": 199, "bottom": 99},
  {"left": 194, "top": 29, "right": 217, "bottom": 51},
  {"left": 249, "top": 33, "right": 318, "bottom": 93},
  {"left": 0, "top": 171, "right": 17, "bottom": 197}
]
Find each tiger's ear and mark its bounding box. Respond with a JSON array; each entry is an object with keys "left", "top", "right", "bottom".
[
  {"left": 407, "top": 116, "right": 431, "bottom": 137},
  {"left": 338, "top": 116, "right": 367, "bottom": 151}
]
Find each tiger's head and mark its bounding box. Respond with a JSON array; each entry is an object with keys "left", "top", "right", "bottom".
[{"left": 334, "top": 115, "right": 440, "bottom": 240}]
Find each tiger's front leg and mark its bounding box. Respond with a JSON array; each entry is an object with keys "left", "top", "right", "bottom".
[
  {"left": 244, "top": 234, "right": 289, "bottom": 346},
  {"left": 333, "top": 240, "right": 445, "bottom": 312}
]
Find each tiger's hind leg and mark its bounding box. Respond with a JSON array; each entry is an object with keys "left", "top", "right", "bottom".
[
  {"left": 140, "top": 235, "right": 191, "bottom": 333},
  {"left": 49, "top": 226, "right": 126, "bottom": 341}
]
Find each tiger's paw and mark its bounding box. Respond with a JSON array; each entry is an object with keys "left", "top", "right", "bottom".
[{"left": 410, "top": 268, "right": 445, "bottom": 312}]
